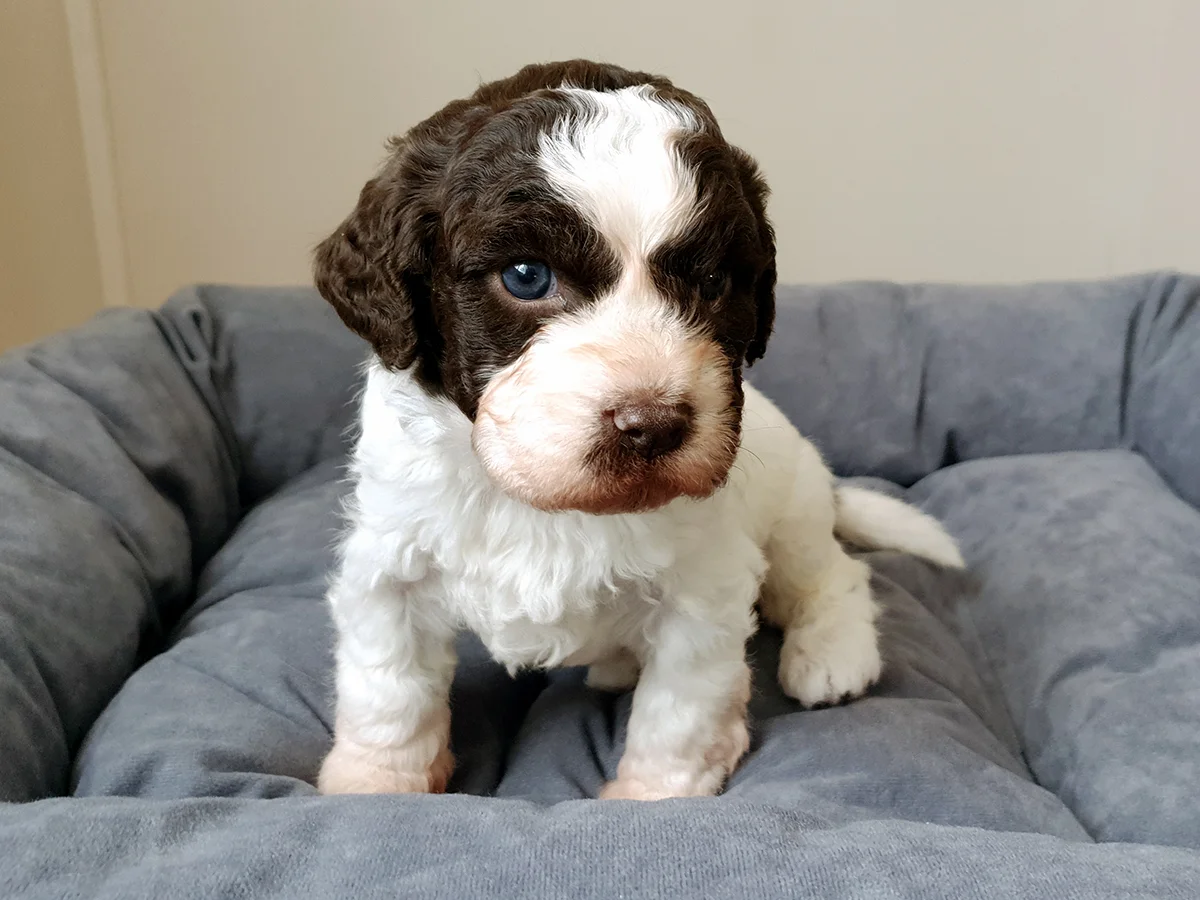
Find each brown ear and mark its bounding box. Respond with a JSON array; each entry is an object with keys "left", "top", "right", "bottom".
[
  {"left": 313, "top": 142, "right": 439, "bottom": 372},
  {"left": 731, "top": 148, "right": 776, "bottom": 365}
]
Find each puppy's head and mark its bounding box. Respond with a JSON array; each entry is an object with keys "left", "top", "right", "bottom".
[{"left": 315, "top": 60, "right": 776, "bottom": 515}]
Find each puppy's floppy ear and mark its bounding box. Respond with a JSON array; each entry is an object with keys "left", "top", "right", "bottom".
[
  {"left": 732, "top": 148, "right": 776, "bottom": 365},
  {"left": 313, "top": 139, "right": 439, "bottom": 372}
]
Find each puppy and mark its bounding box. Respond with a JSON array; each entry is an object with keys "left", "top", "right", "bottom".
[{"left": 313, "top": 60, "right": 964, "bottom": 800}]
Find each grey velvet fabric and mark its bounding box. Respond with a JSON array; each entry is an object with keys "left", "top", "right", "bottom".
[
  {"left": 1, "top": 276, "right": 1198, "bottom": 898},
  {"left": 6, "top": 798, "right": 1200, "bottom": 900},
  {"left": 750, "top": 272, "right": 1200, "bottom": 507},
  {"left": 0, "top": 308, "right": 237, "bottom": 802},
  {"left": 914, "top": 450, "right": 1200, "bottom": 847}
]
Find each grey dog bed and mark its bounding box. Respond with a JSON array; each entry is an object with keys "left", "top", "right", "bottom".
[{"left": 2, "top": 274, "right": 1199, "bottom": 898}]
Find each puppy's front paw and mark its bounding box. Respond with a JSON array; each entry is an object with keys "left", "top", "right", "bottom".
[
  {"left": 598, "top": 739, "right": 742, "bottom": 801},
  {"left": 779, "top": 614, "right": 882, "bottom": 708},
  {"left": 600, "top": 676, "right": 750, "bottom": 801},
  {"left": 317, "top": 737, "right": 454, "bottom": 795},
  {"left": 598, "top": 777, "right": 677, "bottom": 801},
  {"left": 599, "top": 735, "right": 748, "bottom": 801}
]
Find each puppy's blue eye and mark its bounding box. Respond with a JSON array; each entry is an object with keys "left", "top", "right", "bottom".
[{"left": 501, "top": 262, "right": 556, "bottom": 300}]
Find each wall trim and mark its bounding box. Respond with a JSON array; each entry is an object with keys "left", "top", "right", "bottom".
[{"left": 63, "top": 0, "right": 129, "bottom": 308}]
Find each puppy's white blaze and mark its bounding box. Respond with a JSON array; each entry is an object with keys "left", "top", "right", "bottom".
[{"left": 538, "top": 85, "right": 700, "bottom": 261}]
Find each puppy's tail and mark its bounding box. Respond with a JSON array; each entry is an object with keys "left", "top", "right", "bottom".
[{"left": 834, "top": 485, "right": 965, "bottom": 570}]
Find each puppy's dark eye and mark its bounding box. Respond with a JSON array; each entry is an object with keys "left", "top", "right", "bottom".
[
  {"left": 699, "top": 271, "right": 729, "bottom": 302},
  {"left": 501, "top": 262, "right": 557, "bottom": 301}
]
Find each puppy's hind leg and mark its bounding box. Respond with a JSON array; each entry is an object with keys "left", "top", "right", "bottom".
[{"left": 760, "top": 473, "right": 882, "bottom": 708}]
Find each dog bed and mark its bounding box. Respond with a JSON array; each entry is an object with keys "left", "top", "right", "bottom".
[{"left": 2, "top": 274, "right": 1198, "bottom": 898}]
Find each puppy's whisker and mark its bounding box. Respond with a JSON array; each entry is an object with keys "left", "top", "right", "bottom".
[{"left": 740, "top": 447, "right": 765, "bottom": 468}]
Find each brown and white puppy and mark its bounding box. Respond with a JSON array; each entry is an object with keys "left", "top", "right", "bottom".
[{"left": 313, "top": 60, "right": 964, "bottom": 800}]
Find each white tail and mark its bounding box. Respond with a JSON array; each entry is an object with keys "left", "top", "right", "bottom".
[{"left": 834, "top": 485, "right": 965, "bottom": 569}]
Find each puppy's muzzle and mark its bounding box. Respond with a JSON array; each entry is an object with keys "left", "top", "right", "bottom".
[{"left": 471, "top": 298, "right": 739, "bottom": 515}]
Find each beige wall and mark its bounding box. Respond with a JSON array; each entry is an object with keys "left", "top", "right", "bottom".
[
  {"left": 0, "top": 1, "right": 104, "bottom": 350},
  {"left": 6, "top": 2, "right": 1200, "bottom": 335}
]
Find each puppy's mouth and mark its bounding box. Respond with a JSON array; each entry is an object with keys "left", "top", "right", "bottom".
[
  {"left": 549, "top": 466, "right": 734, "bottom": 516},
  {"left": 475, "top": 431, "right": 737, "bottom": 515},
  {"left": 571, "top": 406, "right": 738, "bottom": 513},
  {"left": 471, "top": 396, "right": 740, "bottom": 516}
]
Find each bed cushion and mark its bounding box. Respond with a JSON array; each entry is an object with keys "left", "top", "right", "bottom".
[
  {"left": 2, "top": 275, "right": 1199, "bottom": 898},
  {"left": 914, "top": 449, "right": 1200, "bottom": 847}
]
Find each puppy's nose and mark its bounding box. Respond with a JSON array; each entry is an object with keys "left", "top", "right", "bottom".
[{"left": 610, "top": 402, "right": 692, "bottom": 460}]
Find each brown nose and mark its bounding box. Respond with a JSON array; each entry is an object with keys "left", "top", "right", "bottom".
[{"left": 610, "top": 402, "right": 692, "bottom": 460}]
